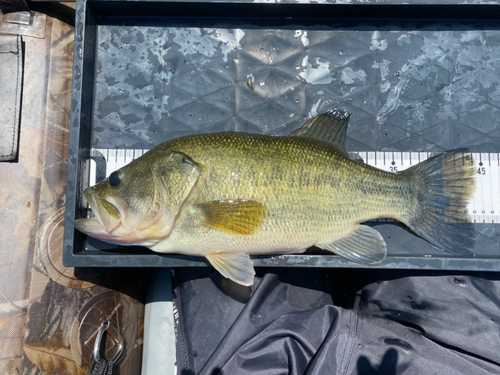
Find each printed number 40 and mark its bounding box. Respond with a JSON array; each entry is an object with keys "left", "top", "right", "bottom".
[{"left": 477, "top": 167, "right": 485, "bottom": 175}]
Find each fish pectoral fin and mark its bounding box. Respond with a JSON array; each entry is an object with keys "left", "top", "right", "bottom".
[
  {"left": 197, "top": 199, "right": 266, "bottom": 235},
  {"left": 317, "top": 225, "right": 387, "bottom": 264},
  {"left": 289, "top": 109, "right": 350, "bottom": 151},
  {"left": 206, "top": 253, "right": 255, "bottom": 286}
]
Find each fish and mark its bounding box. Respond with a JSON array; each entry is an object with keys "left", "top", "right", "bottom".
[{"left": 75, "top": 110, "right": 476, "bottom": 286}]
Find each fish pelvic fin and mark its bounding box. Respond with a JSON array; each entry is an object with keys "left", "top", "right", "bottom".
[
  {"left": 206, "top": 253, "right": 255, "bottom": 286},
  {"left": 317, "top": 225, "right": 387, "bottom": 264},
  {"left": 290, "top": 109, "right": 350, "bottom": 152},
  {"left": 401, "top": 149, "right": 476, "bottom": 256},
  {"left": 197, "top": 199, "right": 266, "bottom": 235}
]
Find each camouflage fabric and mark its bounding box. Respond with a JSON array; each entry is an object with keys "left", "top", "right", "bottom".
[{"left": 0, "top": 14, "right": 147, "bottom": 375}]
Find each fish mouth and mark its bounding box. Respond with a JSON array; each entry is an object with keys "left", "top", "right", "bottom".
[
  {"left": 74, "top": 218, "right": 122, "bottom": 243},
  {"left": 74, "top": 187, "right": 123, "bottom": 242}
]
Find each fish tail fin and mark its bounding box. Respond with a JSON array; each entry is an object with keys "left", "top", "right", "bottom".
[{"left": 401, "top": 149, "right": 476, "bottom": 256}]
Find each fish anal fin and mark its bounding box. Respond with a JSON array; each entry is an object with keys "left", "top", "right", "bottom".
[
  {"left": 197, "top": 199, "right": 266, "bottom": 235},
  {"left": 317, "top": 225, "right": 387, "bottom": 264},
  {"left": 290, "top": 109, "right": 350, "bottom": 151},
  {"left": 206, "top": 253, "right": 255, "bottom": 286}
]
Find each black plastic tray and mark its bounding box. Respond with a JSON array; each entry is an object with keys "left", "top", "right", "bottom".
[{"left": 64, "top": 0, "right": 500, "bottom": 269}]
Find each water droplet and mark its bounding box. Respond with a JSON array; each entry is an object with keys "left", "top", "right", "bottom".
[
  {"left": 260, "top": 47, "right": 264, "bottom": 52},
  {"left": 74, "top": 65, "right": 81, "bottom": 79},
  {"left": 295, "top": 99, "right": 299, "bottom": 103},
  {"left": 395, "top": 71, "right": 400, "bottom": 77},
  {"left": 358, "top": 344, "right": 363, "bottom": 348},
  {"left": 454, "top": 278, "right": 467, "bottom": 287}
]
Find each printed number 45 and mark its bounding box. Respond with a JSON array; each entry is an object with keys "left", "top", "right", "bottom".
[{"left": 477, "top": 167, "right": 485, "bottom": 175}]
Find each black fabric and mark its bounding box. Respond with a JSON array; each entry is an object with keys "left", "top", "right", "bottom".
[
  {"left": 87, "top": 358, "right": 114, "bottom": 375},
  {"left": 173, "top": 268, "right": 500, "bottom": 375}
]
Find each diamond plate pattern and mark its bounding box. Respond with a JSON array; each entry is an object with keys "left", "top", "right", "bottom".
[{"left": 93, "top": 22, "right": 500, "bottom": 153}]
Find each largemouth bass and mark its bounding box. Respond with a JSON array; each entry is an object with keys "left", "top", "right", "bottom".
[{"left": 75, "top": 110, "right": 476, "bottom": 285}]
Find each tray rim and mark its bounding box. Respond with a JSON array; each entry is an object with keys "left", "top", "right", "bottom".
[{"left": 64, "top": 0, "right": 500, "bottom": 269}]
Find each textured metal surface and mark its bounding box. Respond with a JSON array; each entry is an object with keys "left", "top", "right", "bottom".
[
  {"left": 66, "top": 1, "right": 500, "bottom": 269},
  {"left": 92, "top": 22, "right": 500, "bottom": 153}
]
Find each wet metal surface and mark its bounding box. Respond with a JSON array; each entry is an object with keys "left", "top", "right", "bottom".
[{"left": 91, "top": 20, "right": 500, "bottom": 153}]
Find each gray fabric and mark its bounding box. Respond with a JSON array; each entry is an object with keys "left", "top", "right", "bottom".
[
  {"left": 0, "top": 34, "right": 22, "bottom": 162},
  {"left": 174, "top": 268, "right": 500, "bottom": 374}
]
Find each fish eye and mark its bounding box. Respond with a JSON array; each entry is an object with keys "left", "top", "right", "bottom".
[{"left": 109, "top": 170, "right": 123, "bottom": 187}]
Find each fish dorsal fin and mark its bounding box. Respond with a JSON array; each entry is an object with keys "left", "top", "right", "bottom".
[
  {"left": 206, "top": 253, "right": 255, "bottom": 286},
  {"left": 290, "top": 109, "right": 351, "bottom": 151},
  {"left": 197, "top": 199, "right": 266, "bottom": 235},
  {"left": 317, "top": 224, "right": 387, "bottom": 264}
]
